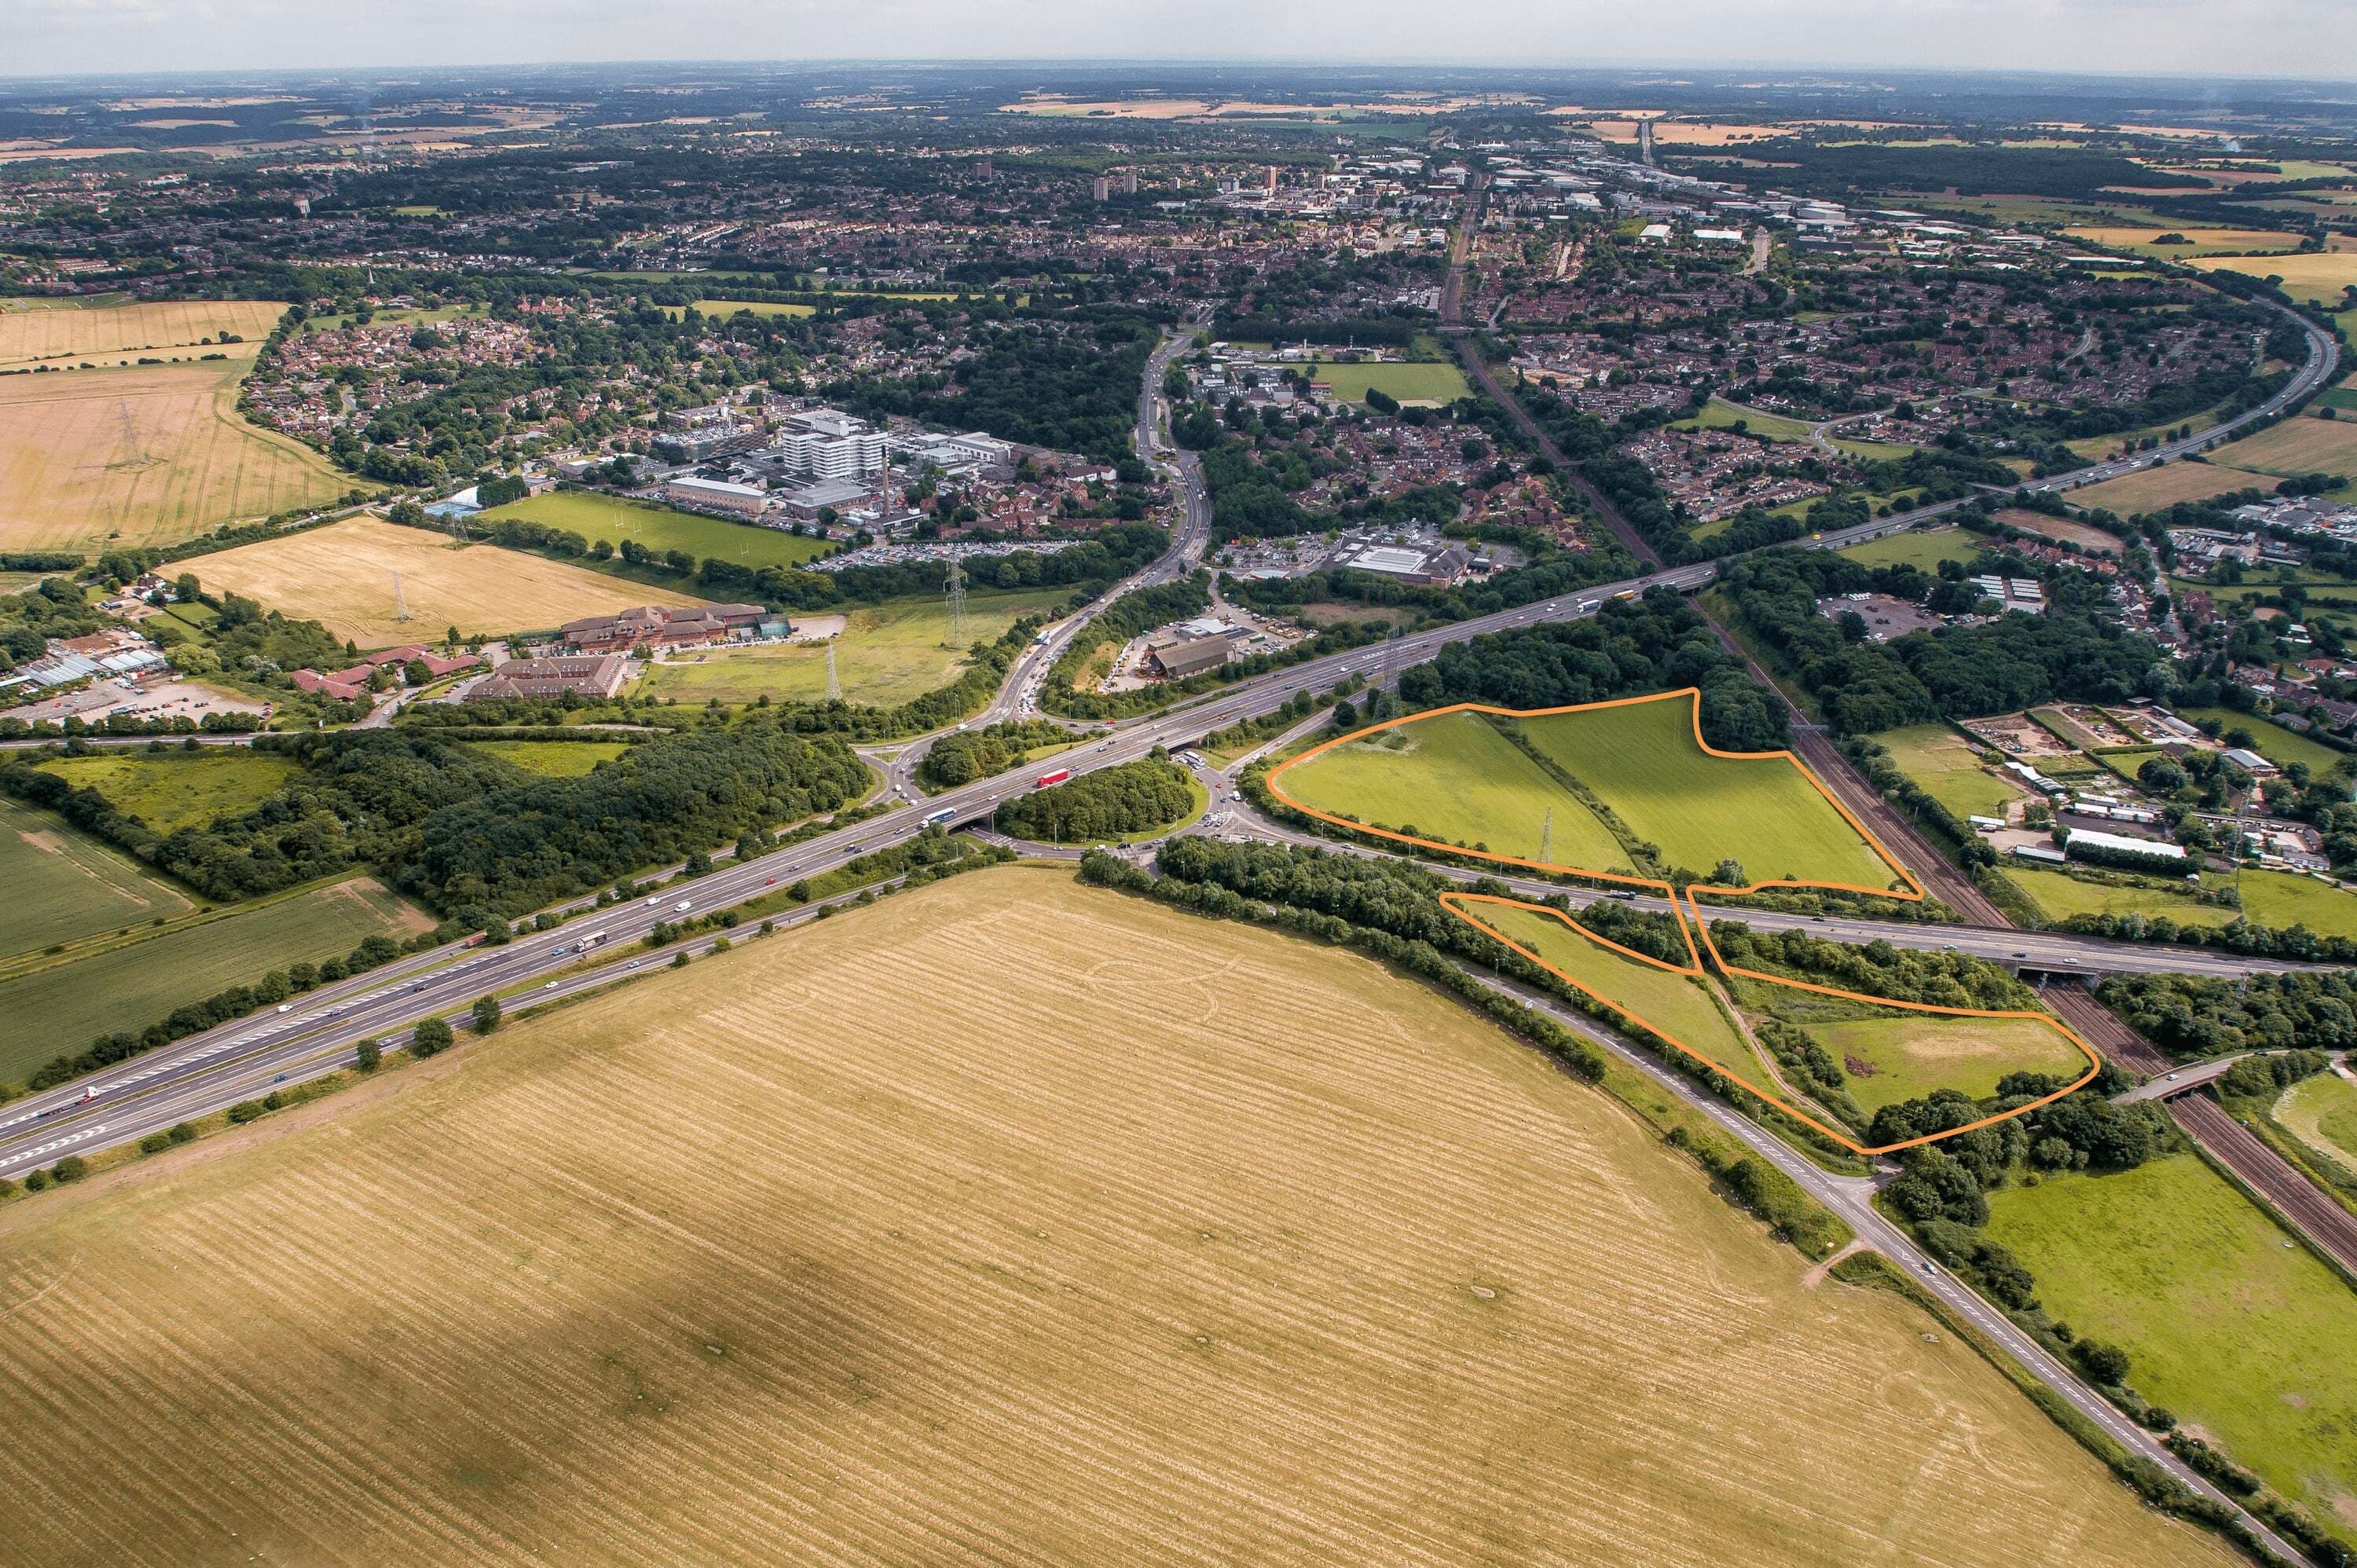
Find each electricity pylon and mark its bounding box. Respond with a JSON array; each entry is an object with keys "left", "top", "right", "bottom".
[
  {"left": 825, "top": 641, "right": 841, "bottom": 701},
  {"left": 945, "top": 557, "right": 968, "bottom": 647},
  {"left": 392, "top": 570, "right": 411, "bottom": 623}
]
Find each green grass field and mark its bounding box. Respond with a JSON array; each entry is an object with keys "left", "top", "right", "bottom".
[
  {"left": 0, "top": 797, "right": 195, "bottom": 961},
  {"left": 2003, "top": 866, "right": 2238, "bottom": 929},
  {"left": 2095, "top": 747, "right": 2161, "bottom": 782},
  {"left": 2173, "top": 707, "right": 2355, "bottom": 775},
  {"left": 32, "top": 749, "right": 297, "bottom": 835},
  {"left": 1871, "top": 724, "right": 2021, "bottom": 820},
  {"left": 1472, "top": 901, "right": 1756, "bottom": 1077},
  {"left": 1832, "top": 437, "right": 1919, "bottom": 463},
  {"left": 474, "top": 490, "right": 834, "bottom": 573},
  {"left": 1838, "top": 527, "right": 1981, "bottom": 575},
  {"left": 2234, "top": 870, "right": 2357, "bottom": 940},
  {"left": 1302, "top": 361, "right": 1469, "bottom": 405},
  {"left": 1518, "top": 699, "right": 1900, "bottom": 888},
  {"left": 0, "top": 874, "right": 432, "bottom": 1083},
  {"left": 667, "top": 299, "right": 817, "bottom": 320},
  {"left": 2278, "top": 1071, "right": 2357, "bottom": 1173},
  {"left": 638, "top": 587, "right": 1073, "bottom": 711},
  {"left": 466, "top": 739, "right": 632, "bottom": 777},
  {"left": 1802, "top": 1011, "right": 2084, "bottom": 1114},
  {"left": 1672, "top": 397, "right": 1816, "bottom": 443},
  {"left": 1986, "top": 1153, "right": 2357, "bottom": 1537},
  {"left": 1276, "top": 710, "right": 1629, "bottom": 869}
]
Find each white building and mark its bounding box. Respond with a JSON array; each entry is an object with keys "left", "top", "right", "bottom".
[{"left": 662, "top": 475, "right": 768, "bottom": 519}]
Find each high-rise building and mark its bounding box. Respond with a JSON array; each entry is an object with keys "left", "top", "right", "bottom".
[
  {"left": 1263, "top": 165, "right": 1279, "bottom": 196},
  {"left": 973, "top": 156, "right": 993, "bottom": 180},
  {"left": 1120, "top": 168, "right": 1137, "bottom": 196},
  {"left": 1091, "top": 173, "right": 1112, "bottom": 202}
]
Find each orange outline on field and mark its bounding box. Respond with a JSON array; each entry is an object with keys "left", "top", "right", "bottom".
[{"left": 1266, "top": 689, "right": 2102, "bottom": 1156}]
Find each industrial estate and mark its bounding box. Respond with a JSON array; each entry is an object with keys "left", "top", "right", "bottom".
[{"left": 3, "top": 49, "right": 2357, "bottom": 1568}]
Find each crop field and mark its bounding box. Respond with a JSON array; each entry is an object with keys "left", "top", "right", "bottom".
[
  {"left": 1871, "top": 723, "right": 2020, "bottom": 819},
  {"left": 2211, "top": 414, "right": 2357, "bottom": 482},
  {"left": 473, "top": 489, "right": 834, "bottom": 573},
  {"left": 2064, "top": 226, "right": 2303, "bottom": 258},
  {"left": 1801, "top": 1011, "right": 2088, "bottom": 1113},
  {"left": 466, "top": 738, "right": 632, "bottom": 776},
  {"left": 0, "top": 874, "right": 431, "bottom": 1083},
  {"left": 1518, "top": 697, "right": 1901, "bottom": 890},
  {"left": 0, "top": 360, "right": 353, "bottom": 555},
  {"left": 192, "top": 518, "right": 709, "bottom": 647},
  {"left": 1987, "top": 1153, "right": 2357, "bottom": 1537},
  {"left": 0, "top": 298, "right": 288, "bottom": 372},
  {"left": 33, "top": 749, "right": 297, "bottom": 835},
  {"left": 1272, "top": 709, "right": 1626, "bottom": 869},
  {"left": 1467, "top": 899, "right": 1755, "bottom": 1076},
  {"left": 0, "top": 797, "right": 194, "bottom": 962},
  {"left": 2192, "top": 251, "right": 2357, "bottom": 308},
  {"left": 1990, "top": 507, "right": 2124, "bottom": 555},
  {"left": 1300, "top": 360, "right": 1468, "bottom": 405},
  {"left": 662, "top": 299, "right": 816, "bottom": 320},
  {"left": 638, "top": 587, "right": 1073, "bottom": 710},
  {"left": 0, "top": 867, "right": 2233, "bottom": 1568},
  {"left": 2069, "top": 461, "right": 2274, "bottom": 515},
  {"left": 1838, "top": 526, "right": 1981, "bottom": 573},
  {"left": 1673, "top": 397, "right": 1816, "bottom": 443},
  {"left": 2278, "top": 1071, "right": 2357, "bottom": 1173}
]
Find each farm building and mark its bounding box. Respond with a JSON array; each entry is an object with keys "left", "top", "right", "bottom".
[
  {"left": 561, "top": 604, "right": 768, "bottom": 654},
  {"left": 467, "top": 655, "right": 632, "bottom": 702}
]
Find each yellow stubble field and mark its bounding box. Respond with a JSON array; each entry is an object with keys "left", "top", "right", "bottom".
[
  {"left": 0, "top": 869, "right": 2238, "bottom": 1568},
  {"left": 188, "top": 517, "right": 710, "bottom": 646},
  {"left": 0, "top": 355, "right": 350, "bottom": 554}
]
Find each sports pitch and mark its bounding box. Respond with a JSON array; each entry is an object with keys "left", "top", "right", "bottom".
[
  {"left": 0, "top": 869, "right": 2234, "bottom": 1568},
  {"left": 191, "top": 518, "right": 711, "bottom": 647},
  {"left": 638, "top": 586, "right": 1072, "bottom": 710},
  {"left": 474, "top": 489, "right": 834, "bottom": 573}
]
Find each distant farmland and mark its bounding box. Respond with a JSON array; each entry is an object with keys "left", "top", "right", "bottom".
[
  {"left": 0, "top": 298, "right": 289, "bottom": 372},
  {"left": 0, "top": 870, "right": 2234, "bottom": 1568},
  {"left": 192, "top": 517, "right": 710, "bottom": 647}
]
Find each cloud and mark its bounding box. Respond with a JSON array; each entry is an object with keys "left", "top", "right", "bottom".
[{"left": 3, "top": 0, "right": 2352, "bottom": 80}]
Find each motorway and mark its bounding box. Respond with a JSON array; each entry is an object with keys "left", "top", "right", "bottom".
[{"left": 0, "top": 284, "right": 2341, "bottom": 1177}]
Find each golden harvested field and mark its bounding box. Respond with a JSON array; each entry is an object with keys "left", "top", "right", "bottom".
[
  {"left": 2211, "top": 413, "right": 2357, "bottom": 482},
  {"left": 1992, "top": 507, "right": 2123, "bottom": 554},
  {"left": 2190, "top": 251, "right": 2357, "bottom": 308},
  {"left": 0, "top": 868, "right": 2238, "bottom": 1568},
  {"left": 0, "top": 360, "right": 351, "bottom": 554},
  {"left": 2071, "top": 460, "right": 2275, "bottom": 516},
  {"left": 190, "top": 517, "right": 709, "bottom": 647},
  {"left": 0, "top": 299, "right": 288, "bottom": 372}
]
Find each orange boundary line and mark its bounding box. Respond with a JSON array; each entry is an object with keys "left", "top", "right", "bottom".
[{"left": 1268, "top": 691, "right": 2099, "bottom": 1156}]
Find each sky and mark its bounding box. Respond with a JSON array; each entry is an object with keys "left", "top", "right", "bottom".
[{"left": 5, "top": 0, "right": 2353, "bottom": 82}]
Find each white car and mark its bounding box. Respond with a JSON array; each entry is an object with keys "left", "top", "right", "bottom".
[{"left": 674, "top": 899, "right": 692, "bottom": 913}]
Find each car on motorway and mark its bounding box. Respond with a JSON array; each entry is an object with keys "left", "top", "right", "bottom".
[
  {"left": 674, "top": 899, "right": 692, "bottom": 913},
  {"left": 544, "top": 980, "right": 559, "bottom": 990}
]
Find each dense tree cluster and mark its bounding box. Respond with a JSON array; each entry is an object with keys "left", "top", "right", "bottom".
[
  {"left": 0, "top": 722, "right": 868, "bottom": 918},
  {"left": 1718, "top": 546, "right": 2169, "bottom": 731},
  {"left": 2102, "top": 971, "right": 2357, "bottom": 1060},
  {"left": 915, "top": 720, "right": 1076, "bottom": 789},
  {"left": 1394, "top": 588, "right": 1790, "bottom": 752},
  {"left": 995, "top": 757, "right": 1193, "bottom": 842}
]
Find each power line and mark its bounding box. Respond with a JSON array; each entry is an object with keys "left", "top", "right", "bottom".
[{"left": 945, "top": 556, "right": 968, "bottom": 647}]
